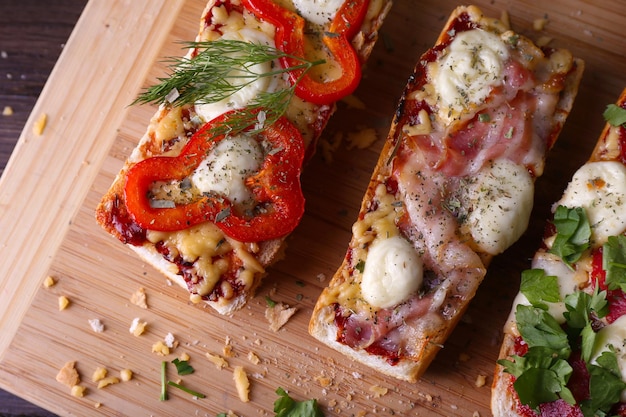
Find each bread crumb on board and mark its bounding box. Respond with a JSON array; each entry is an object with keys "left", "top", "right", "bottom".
[
  {"left": 43, "top": 275, "right": 56, "bottom": 288},
  {"left": 32, "top": 113, "right": 48, "bottom": 135},
  {"left": 91, "top": 367, "right": 107, "bottom": 383},
  {"left": 70, "top": 385, "right": 86, "bottom": 398},
  {"left": 129, "top": 317, "right": 147, "bottom": 336},
  {"left": 2, "top": 106, "right": 13, "bottom": 116},
  {"left": 130, "top": 287, "right": 148, "bottom": 309},
  {"left": 265, "top": 302, "right": 297, "bottom": 332},
  {"left": 233, "top": 366, "right": 250, "bottom": 403},
  {"left": 56, "top": 361, "right": 80, "bottom": 387},
  {"left": 58, "top": 295, "right": 70, "bottom": 311},
  {"left": 88, "top": 318, "right": 104, "bottom": 333},
  {"left": 206, "top": 352, "right": 229, "bottom": 369},
  {"left": 475, "top": 374, "right": 487, "bottom": 388},
  {"left": 369, "top": 385, "right": 388, "bottom": 398}
]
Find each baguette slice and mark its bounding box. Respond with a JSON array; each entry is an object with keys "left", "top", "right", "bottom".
[
  {"left": 309, "top": 5, "right": 584, "bottom": 382},
  {"left": 95, "top": 0, "right": 392, "bottom": 315},
  {"left": 492, "top": 89, "right": 626, "bottom": 416}
]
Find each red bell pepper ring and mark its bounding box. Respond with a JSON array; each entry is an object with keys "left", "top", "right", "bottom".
[
  {"left": 124, "top": 109, "right": 306, "bottom": 242},
  {"left": 242, "top": 0, "right": 370, "bottom": 106}
]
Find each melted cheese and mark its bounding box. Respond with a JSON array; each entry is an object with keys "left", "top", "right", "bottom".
[
  {"left": 590, "top": 314, "right": 626, "bottom": 402},
  {"left": 292, "top": 0, "right": 344, "bottom": 25},
  {"left": 361, "top": 235, "right": 423, "bottom": 308},
  {"left": 465, "top": 158, "right": 534, "bottom": 255},
  {"left": 431, "top": 28, "right": 509, "bottom": 123},
  {"left": 194, "top": 28, "right": 281, "bottom": 123},
  {"left": 557, "top": 161, "right": 626, "bottom": 245},
  {"left": 191, "top": 134, "right": 263, "bottom": 208}
]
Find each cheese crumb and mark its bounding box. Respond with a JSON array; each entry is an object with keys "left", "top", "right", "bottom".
[
  {"left": 32, "top": 113, "right": 48, "bottom": 135},
  {"left": 97, "top": 376, "right": 120, "bottom": 389},
  {"left": 88, "top": 319, "right": 104, "bottom": 333},
  {"left": 120, "top": 369, "right": 133, "bottom": 382},
  {"left": 58, "top": 296, "right": 70, "bottom": 311},
  {"left": 475, "top": 374, "right": 487, "bottom": 388},
  {"left": 130, "top": 287, "right": 148, "bottom": 309},
  {"left": 91, "top": 367, "right": 107, "bottom": 382},
  {"left": 533, "top": 17, "right": 549, "bottom": 31},
  {"left": 70, "top": 385, "right": 86, "bottom": 397},
  {"left": 247, "top": 351, "right": 260, "bottom": 365},
  {"left": 265, "top": 302, "right": 297, "bottom": 332},
  {"left": 315, "top": 374, "right": 332, "bottom": 388},
  {"left": 129, "top": 318, "right": 147, "bottom": 336},
  {"left": 233, "top": 366, "right": 250, "bottom": 403},
  {"left": 164, "top": 332, "right": 176, "bottom": 349},
  {"left": 369, "top": 385, "right": 388, "bottom": 398},
  {"left": 179, "top": 352, "right": 190, "bottom": 362},
  {"left": 2, "top": 106, "right": 13, "bottom": 116},
  {"left": 56, "top": 361, "right": 80, "bottom": 387},
  {"left": 43, "top": 276, "right": 56, "bottom": 288},
  {"left": 152, "top": 340, "right": 170, "bottom": 356},
  {"left": 206, "top": 352, "right": 228, "bottom": 369}
]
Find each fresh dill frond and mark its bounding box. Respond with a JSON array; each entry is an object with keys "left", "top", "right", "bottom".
[{"left": 132, "top": 39, "right": 323, "bottom": 109}]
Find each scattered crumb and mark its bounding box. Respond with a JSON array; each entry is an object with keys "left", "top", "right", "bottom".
[
  {"left": 369, "top": 385, "right": 388, "bottom": 398},
  {"left": 247, "top": 351, "right": 260, "bottom": 365},
  {"left": 70, "top": 385, "right": 86, "bottom": 397},
  {"left": 43, "top": 275, "right": 56, "bottom": 288},
  {"left": 130, "top": 287, "right": 148, "bottom": 309},
  {"left": 233, "top": 366, "right": 250, "bottom": 403},
  {"left": 97, "top": 376, "right": 120, "bottom": 389},
  {"left": 152, "top": 340, "right": 170, "bottom": 356},
  {"left": 129, "top": 318, "right": 147, "bottom": 336},
  {"left": 0, "top": 51, "right": 7, "bottom": 59},
  {"left": 88, "top": 319, "right": 104, "bottom": 333},
  {"left": 317, "top": 273, "right": 327, "bottom": 283},
  {"left": 341, "top": 94, "right": 366, "bottom": 109},
  {"left": 533, "top": 17, "right": 549, "bottom": 31},
  {"left": 315, "top": 374, "right": 332, "bottom": 388},
  {"left": 94, "top": 402, "right": 102, "bottom": 409},
  {"left": 56, "top": 361, "right": 80, "bottom": 387},
  {"left": 32, "top": 113, "right": 48, "bottom": 136},
  {"left": 205, "top": 352, "right": 228, "bottom": 369},
  {"left": 475, "top": 374, "right": 487, "bottom": 388},
  {"left": 164, "top": 332, "right": 177, "bottom": 349},
  {"left": 120, "top": 369, "right": 133, "bottom": 382},
  {"left": 91, "top": 367, "right": 107, "bottom": 383},
  {"left": 58, "top": 296, "right": 70, "bottom": 311},
  {"left": 265, "top": 302, "right": 297, "bottom": 332},
  {"left": 346, "top": 128, "right": 378, "bottom": 150},
  {"left": 2, "top": 106, "right": 13, "bottom": 116},
  {"left": 473, "top": 412, "right": 481, "bottom": 417},
  {"left": 223, "top": 337, "right": 235, "bottom": 358},
  {"left": 458, "top": 352, "right": 470, "bottom": 362},
  {"left": 178, "top": 352, "right": 190, "bottom": 362}
]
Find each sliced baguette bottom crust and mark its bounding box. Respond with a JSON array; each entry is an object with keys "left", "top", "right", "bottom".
[{"left": 491, "top": 333, "right": 519, "bottom": 417}]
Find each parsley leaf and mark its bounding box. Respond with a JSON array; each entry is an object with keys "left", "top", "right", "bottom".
[
  {"left": 603, "top": 104, "right": 626, "bottom": 127},
  {"left": 549, "top": 205, "right": 591, "bottom": 267},
  {"left": 171, "top": 358, "right": 195, "bottom": 376},
  {"left": 274, "top": 387, "right": 324, "bottom": 417},
  {"left": 520, "top": 269, "right": 561, "bottom": 309},
  {"left": 580, "top": 354, "right": 626, "bottom": 417},
  {"left": 603, "top": 235, "right": 626, "bottom": 292},
  {"left": 563, "top": 289, "right": 608, "bottom": 362},
  {"left": 515, "top": 304, "right": 571, "bottom": 356}
]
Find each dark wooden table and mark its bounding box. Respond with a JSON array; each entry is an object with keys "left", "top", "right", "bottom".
[{"left": 0, "top": 1, "right": 87, "bottom": 415}]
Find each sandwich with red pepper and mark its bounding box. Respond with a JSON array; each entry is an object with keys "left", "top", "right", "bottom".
[
  {"left": 95, "top": 0, "right": 392, "bottom": 315},
  {"left": 492, "top": 89, "right": 626, "bottom": 417},
  {"left": 308, "top": 5, "right": 584, "bottom": 382}
]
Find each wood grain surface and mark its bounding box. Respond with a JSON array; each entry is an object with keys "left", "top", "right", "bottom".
[{"left": 0, "top": 0, "right": 624, "bottom": 416}]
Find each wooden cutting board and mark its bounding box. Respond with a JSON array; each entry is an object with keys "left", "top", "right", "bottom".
[{"left": 0, "top": 0, "right": 624, "bottom": 415}]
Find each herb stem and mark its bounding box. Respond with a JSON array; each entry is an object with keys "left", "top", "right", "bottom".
[
  {"left": 160, "top": 361, "right": 168, "bottom": 401},
  {"left": 167, "top": 380, "right": 206, "bottom": 398}
]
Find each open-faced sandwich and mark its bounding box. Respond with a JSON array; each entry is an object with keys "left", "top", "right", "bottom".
[
  {"left": 492, "top": 89, "right": 626, "bottom": 416},
  {"left": 309, "top": 5, "right": 584, "bottom": 382},
  {"left": 95, "top": 0, "right": 392, "bottom": 315}
]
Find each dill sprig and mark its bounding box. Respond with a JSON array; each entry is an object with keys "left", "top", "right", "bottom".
[{"left": 132, "top": 39, "right": 322, "bottom": 108}]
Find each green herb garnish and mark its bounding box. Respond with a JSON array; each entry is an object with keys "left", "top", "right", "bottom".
[
  {"left": 132, "top": 40, "right": 323, "bottom": 135},
  {"left": 520, "top": 269, "right": 561, "bottom": 310},
  {"left": 603, "top": 235, "right": 626, "bottom": 292},
  {"left": 274, "top": 387, "right": 324, "bottom": 417},
  {"left": 549, "top": 205, "right": 591, "bottom": 267},
  {"left": 603, "top": 104, "right": 626, "bottom": 127},
  {"left": 172, "top": 358, "right": 195, "bottom": 376},
  {"left": 167, "top": 380, "right": 206, "bottom": 398},
  {"left": 265, "top": 295, "right": 277, "bottom": 308},
  {"left": 160, "top": 361, "right": 168, "bottom": 401}
]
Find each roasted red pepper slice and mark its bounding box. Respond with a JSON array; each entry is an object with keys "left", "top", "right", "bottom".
[
  {"left": 124, "top": 110, "right": 305, "bottom": 242},
  {"left": 242, "top": 0, "right": 369, "bottom": 105}
]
